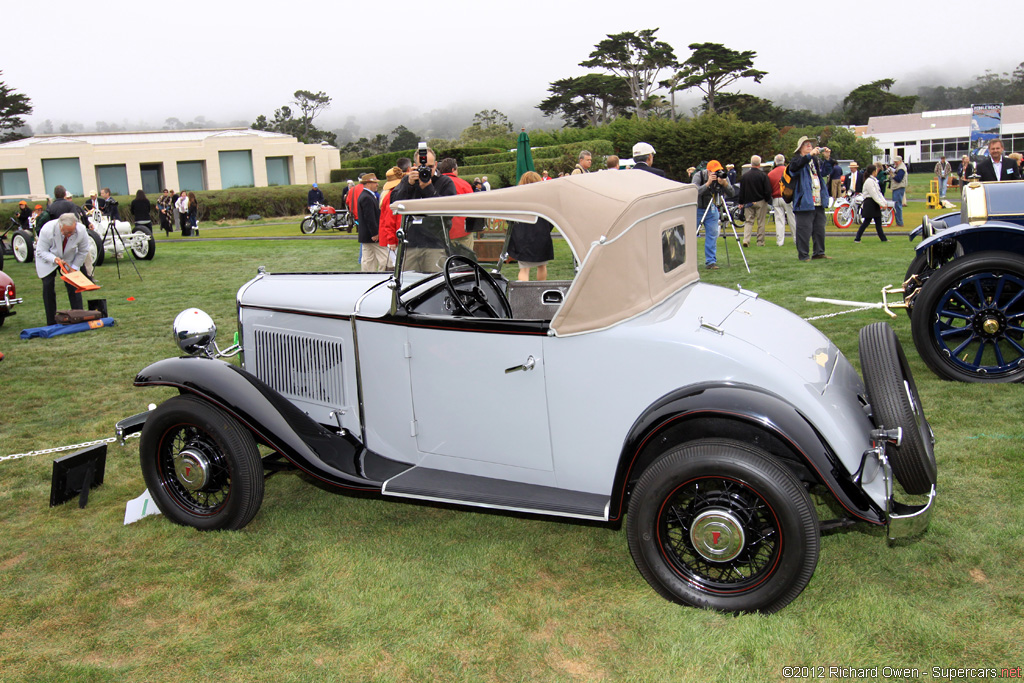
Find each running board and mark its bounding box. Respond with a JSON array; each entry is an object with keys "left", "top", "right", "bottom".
[{"left": 382, "top": 467, "right": 610, "bottom": 521}]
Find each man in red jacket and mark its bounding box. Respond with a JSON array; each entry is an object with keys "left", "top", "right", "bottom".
[
  {"left": 378, "top": 160, "right": 413, "bottom": 253},
  {"left": 346, "top": 175, "right": 366, "bottom": 223},
  {"left": 766, "top": 154, "right": 796, "bottom": 246},
  {"left": 438, "top": 158, "right": 477, "bottom": 255}
]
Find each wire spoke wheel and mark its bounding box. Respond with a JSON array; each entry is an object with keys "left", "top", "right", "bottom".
[
  {"left": 627, "top": 439, "right": 818, "bottom": 614},
  {"left": 156, "top": 424, "right": 232, "bottom": 516},
  {"left": 140, "top": 395, "right": 264, "bottom": 530},
  {"left": 912, "top": 252, "right": 1024, "bottom": 382},
  {"left": 659, "top": 476, "right": 779, "bottom": 592}
]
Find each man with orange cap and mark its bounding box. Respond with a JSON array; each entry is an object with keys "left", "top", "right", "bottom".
[
  {"left": 692, "top": 160, "right": 735, "bottom": 270},
  {"left": 16, "top": 200, "right": 32, "bottom": 230}
]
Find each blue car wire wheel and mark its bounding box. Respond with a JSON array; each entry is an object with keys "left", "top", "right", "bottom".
[{"left": 911, "top": 252, "right": 1024, "bottom": 383}]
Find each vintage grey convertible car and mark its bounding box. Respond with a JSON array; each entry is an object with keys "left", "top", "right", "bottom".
[
  {"left": 119, "top": 171, "right": 936, "bottom": 614},
  {"left": 904, "top": 179, "right": 1024, "bottom": 382}
]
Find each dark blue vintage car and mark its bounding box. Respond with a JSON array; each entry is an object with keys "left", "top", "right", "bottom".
[{"left": 904, "top": 179, "right": 1024, "bottom": 382}]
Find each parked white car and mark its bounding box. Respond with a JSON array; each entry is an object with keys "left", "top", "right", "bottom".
[{"left": 118, "top": 171, "right": 936, "bottom": 613}]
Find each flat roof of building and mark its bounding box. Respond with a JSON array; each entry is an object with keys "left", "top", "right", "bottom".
[
  {"left": 0, "top": 127, "right": 337, "bottom": 149},
  {"left": 867, "top": 104, "right": 1024, "bottom": 135}
]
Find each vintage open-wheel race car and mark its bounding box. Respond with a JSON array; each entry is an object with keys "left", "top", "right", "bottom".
[
  {"left": 0, "top": 267, "right": 24, "bottom": 328},
  {"left": 903, "top": 179, "right": 1024, "bottom": 382},
  {"left": 116, "top": 172, "right": 936, "bottom": 614},
  {"left": 2, "top": 217, "right": 36, "bottom": 267},
  {"left": 84, "top": 207, "right": 156, "bottom": 265}
]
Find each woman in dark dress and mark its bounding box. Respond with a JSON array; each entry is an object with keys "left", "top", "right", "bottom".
[
  {"left": 130, "top": 189, "right": 153, "bottom": 232},
  {"left": 187, "top": 191, "right": 199, "bottom": 236},
  {"left": 157, "top": 189, "right": 173, "bottom": 235},
  {"left": 506, "top": 171, "right": 554, "bottom": 281}
]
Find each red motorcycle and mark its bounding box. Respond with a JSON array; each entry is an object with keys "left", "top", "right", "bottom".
[{"left": 300, "top": 204, "right": 354, "bottom": 234}]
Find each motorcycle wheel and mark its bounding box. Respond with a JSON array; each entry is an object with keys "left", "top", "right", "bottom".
[
  {"left": 883, "top": 208, "right": 895, "bottom": 228},
  {"left": 300, "top": 218, "right": 317, "bottom": 235},
  {"left": 833, "top": 205, "right": 853, "bottom": 229}
]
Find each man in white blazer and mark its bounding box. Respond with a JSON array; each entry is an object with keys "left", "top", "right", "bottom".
[{"left": 35, "top": 213, "right": 90, "bottom": 325}]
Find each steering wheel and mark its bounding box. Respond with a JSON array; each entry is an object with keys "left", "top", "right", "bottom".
[{"left": 442, "top": 255, "right": 513, "bottom": 319}]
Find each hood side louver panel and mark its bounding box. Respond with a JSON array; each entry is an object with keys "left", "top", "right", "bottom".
[{"left": 252, "top": 327, "right": 346, "bottom": 406}]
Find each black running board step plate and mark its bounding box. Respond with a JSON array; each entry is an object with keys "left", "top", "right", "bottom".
[{"left": 382, "top": 467, "right": 609, "bottom": 521}]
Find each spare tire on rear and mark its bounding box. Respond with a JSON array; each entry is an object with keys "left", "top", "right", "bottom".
[{"left": 858, "top": 322, "right": 937, "bottom": 495}]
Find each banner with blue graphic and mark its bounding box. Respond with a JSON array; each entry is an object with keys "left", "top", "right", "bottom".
[{"left": 971, "top": 103, "right": 1002, "bottom": 158}]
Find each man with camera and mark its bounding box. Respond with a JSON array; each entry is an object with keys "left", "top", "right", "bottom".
[
  {"left": 692, "top": 160, "right": 735, "bottom": 270},
  {"left": 390, "top": 145, "right": 457, "bottom": 272},
  {"left": 788, "top": 136, "right": 832, "bottom": 261}
]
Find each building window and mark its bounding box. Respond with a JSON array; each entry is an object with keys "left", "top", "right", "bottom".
[
  {"left": 0, "top": 169, "right": 30, "bottom": 203},
  {"left": 96, "top": 164, "right": 130, "bottom": 196},
  {"left": 41, "top": 158, "right": 84, "bottom": 197},
  {"left": 219, "top": 150, "right": 255, "bottom": 188},
  {"left": 265, "top": 156, "right": 291, "bottom": 186},
  {"left": 177, "top": 161, "right": 206, "bottom": 192},
  {"left": 140, "top": 164, "right": 164, "bottom": 195},
  {"left": 921, "top": 137, "right": 970, "bottom": 161}
]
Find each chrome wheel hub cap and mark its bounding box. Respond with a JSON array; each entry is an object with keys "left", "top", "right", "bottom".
[
  {"left": 690, "top": 509, "right": 745, "bottom": 563},
  {"left": 174, "top": 447, "right": 211, "bottom": 491}
]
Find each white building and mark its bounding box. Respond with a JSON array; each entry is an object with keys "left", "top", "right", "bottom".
[
  {"left": 866, "top": 104, "right": 1024, "bottom": 168},
  {"left": 0, "top": 128, "right": 340, "bottom": 200}
]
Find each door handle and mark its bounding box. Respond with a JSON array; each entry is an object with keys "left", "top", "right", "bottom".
[{"left": 504, "top": 355, "right": 536, "bottom": 374}]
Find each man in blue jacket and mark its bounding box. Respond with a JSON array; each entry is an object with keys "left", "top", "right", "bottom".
[{"left": 788, "top": 136, "right": 832, "bottom": 261}]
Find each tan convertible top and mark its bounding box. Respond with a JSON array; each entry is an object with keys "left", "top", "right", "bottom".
[{"left": 392, "top": 171, "right": 699, "bottom": 336}]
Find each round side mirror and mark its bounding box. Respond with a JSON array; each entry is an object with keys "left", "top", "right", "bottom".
[{"left": 173, "top": 308, "right": 217, "bottom": 355}]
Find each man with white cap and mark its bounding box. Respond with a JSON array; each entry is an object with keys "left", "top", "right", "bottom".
[{"left": 631, "top": 142, "right": 667, "bottom": 178}]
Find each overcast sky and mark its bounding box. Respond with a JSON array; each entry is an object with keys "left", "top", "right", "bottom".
[{"left": 6, "top": 0, "right": 1018, "bottom": 135}]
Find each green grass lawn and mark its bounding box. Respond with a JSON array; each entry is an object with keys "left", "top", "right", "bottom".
[{"left": 1, "top": 232, "right": 1022, "bottom": 682}]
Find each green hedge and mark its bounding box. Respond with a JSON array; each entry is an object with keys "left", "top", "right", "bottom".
[
  {"left": 338, "top": 147, "right": 503, "bottom": 179},
  {"left": 605, "top": 115, "right": 779, "bottom": 181},
  {"left": 463, "top": 140, "right": 615, "bottom": 167},
  {"left": 330, "top": 167, "right": 374, "bottom": 183}
]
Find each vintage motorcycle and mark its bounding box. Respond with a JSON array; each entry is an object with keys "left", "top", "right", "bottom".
[
  {"left": 832, "top": 193, "right": 894, "bottom": 229},
  {"left": 300, "top": 204, "right": 354, "bottom": 234}
]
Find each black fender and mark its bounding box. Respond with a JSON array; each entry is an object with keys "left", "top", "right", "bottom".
[
  {"left": 916, "top": 220, "right": 1024, "bottom": 257},
  {"left": 909, "top": 211, "right": 961, "bottom": 241},
  {"left": 609, "top": 383, "right": 885, "bottom": 525},
  {"left": 134, "top": 356, "right": 380, "bottom": 491}
]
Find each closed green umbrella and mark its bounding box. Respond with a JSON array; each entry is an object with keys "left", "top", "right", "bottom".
[{"left": 515, "top": 128, "right": 535, "bottom": 183}]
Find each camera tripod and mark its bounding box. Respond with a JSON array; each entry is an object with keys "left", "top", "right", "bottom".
[
  {"left": 696, "top": 186, "right": 750, "bottom": 274},
  {"left": 97, "top": 210, "right": 143, "bottom": 282}
]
